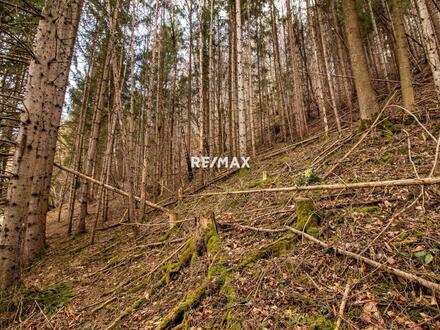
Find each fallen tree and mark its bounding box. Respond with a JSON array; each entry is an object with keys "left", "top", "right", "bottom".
[
  {"left": 190, "top": 176, "right": 440, "bottom": 197},
  {"left": 54, "top": 163, "right": 173, "bottom": 215}
]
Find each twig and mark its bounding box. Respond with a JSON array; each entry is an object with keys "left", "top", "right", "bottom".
[
  {"left": 391, "top": 104, "right": 437, "bottom": 143},
  {"left": 102, "top": 239, "right": 190, "bottom": 297},
  {"left": 359, "top": 192, "right": 422, "bottom": 256},
  {"left": 284, "top": 226, "right": 440, "bottom": 293},
  {"left": 334, "top": 279, "right": 352, "bottom": 330},
  {"left": 322, "top": 92, "right": 396, "bottom": 180},
  {"left": 90, "top": 297, "right": 117, "bottom": 313},
  {"left": 34, "top": 300, "right": 55, "bottom": 330},
  {"left": 219, "top": 222, "right": 286, "bottom": 233},
  {"left": 429, "top": 133, "right": 440, "bottom": 177}
]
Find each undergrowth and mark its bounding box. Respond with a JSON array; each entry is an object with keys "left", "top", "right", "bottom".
[{"left": 0, "top": 282, "right": 74, "bottom": 326}]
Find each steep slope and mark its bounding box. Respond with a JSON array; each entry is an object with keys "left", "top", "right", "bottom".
[{"left": 2, "top": 95, "right": 440, "bottom": 329}]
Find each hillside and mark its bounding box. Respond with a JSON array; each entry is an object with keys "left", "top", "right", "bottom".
[{"left": 3, "top": 95, "right": 440, "bottom": 329}]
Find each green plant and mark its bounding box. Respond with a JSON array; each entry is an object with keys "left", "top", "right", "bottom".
[
  {"left": 0, "top": 281, "right": 74, "bottom": 326},
  {"left": 295, "top": 169, "right": 320, "bottom": 186},
  {"left": 414, "top": 248, "right": 439, "bottom": 265}
]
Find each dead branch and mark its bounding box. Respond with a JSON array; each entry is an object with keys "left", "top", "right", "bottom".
[
  {"left": 429, "top": 133, "right": 440, "bottom": 177},
  {"left": 335, "top": 279, "right": 352, "bottom": 330},
  {"left": 54, "top": 163, "right": 173, "bottom": 215},
  {"left": 284, "top": 226, "right": 440, "bottom": 293},
  {"left": 191, "top": 176, "right": 440, "bottom": 197},
  {"left": 219, "top": 222, "right": 286, "bottom": 233}
]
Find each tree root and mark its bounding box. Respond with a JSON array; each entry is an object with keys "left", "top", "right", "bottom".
[
  {"left": 105, "top": 214, "right": 216, "bottom": 329},
  {"left": 239, "top": 233, "right": 297, "bottom": 268},
  {"left": 157, "top": 214, "right": 237, "bottom": 330}
]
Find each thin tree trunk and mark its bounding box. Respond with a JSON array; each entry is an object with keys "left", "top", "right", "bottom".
[
  {"left": 390, "top": 0, "right": 415, "bottom": 110},
  {"left": 306, "top": 0, "right": 329, "bottom": 134},
  {"left": 417, "top": 0, "right": 440, "bottom": 101},
  {"left": 78, "top": 0, "right": 118, "bottom": 233}
]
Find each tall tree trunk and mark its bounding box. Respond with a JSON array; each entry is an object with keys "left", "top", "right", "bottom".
[
  {"left": 418, "top": 0, "right": 440, "bottom": 101},
  {"left": 185, "top": 0, "right": 194, "bottom": 181},
  {"left": 246, "top": 1, "right": 256, "bottom": 156},
  {"left": 270, "top": 0, "right": 288, "bottom": 141},
  {"left": 286, "top": 0, "right": 308, "bottom": 139},
  {"left": 77, "top": 0, "right": 118, "bottom": 233},
  {"left": 0, "top": 0, "right": 83, "bottom": 288},
  {"left": 341, "top": 0, "right": 378, "bottom": 121},
  {"left": 235, "top": 0, "right": 247, "bottom": 155},
  {"left": 66, "top": 53, "right": 95, "bottom": 235},
  {"left": 390, "top": 0, "right": 415, "bottom": 110},
  {"left": 306, "top": 0, "right": 329, "bottom": 134},
  {"left": 425, "top": 0, "right": 440, "bottom": 47},
  {"left": 317, "top": 3, "right": 341, "bottom": 132},
  {"left": 199, "top": 0, "right": 206, "bottom": 156},
  {"left": 140, "top": 0, "right": 161, "bottom": 217}
]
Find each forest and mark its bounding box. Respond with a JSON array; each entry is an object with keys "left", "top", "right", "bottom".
[{"left": 1, "top": 0, "right": 440, "bottom": 328}]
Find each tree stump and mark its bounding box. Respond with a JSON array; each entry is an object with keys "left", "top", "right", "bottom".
[
  {"left": 196, "top": 211, "right": 218, "bottom": 256},
  {"left": 168, "top": 212, "right": 179, "bottom": 229},
  {"left": 295, "top": 197, "right": 319, "bottom": 236}
]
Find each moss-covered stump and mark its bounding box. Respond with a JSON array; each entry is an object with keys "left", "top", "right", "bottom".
[
  {"left": 156, "top": 212, "right": 238, "bottom": 330},
  {"left": 295, "top": 197, "right": 319, "bottom": 236},
  {"left": 159, "top": 214, "right": 181, "bottom": 242}
]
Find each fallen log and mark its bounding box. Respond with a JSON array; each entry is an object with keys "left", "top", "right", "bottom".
[
  {"left": 190, "top": 176, "right": 440, "bottom": 197},
  {"left": 54, "top": 163, "right": 172, "bottom": 215}
]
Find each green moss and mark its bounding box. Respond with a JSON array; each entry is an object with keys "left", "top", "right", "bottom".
[
  {"left": 106, "top": 296, "right": 146, "bottom": 329},
  {"left": 39, "top": 282, "right": 75, "bottom": 315},
  {"left": 220, "top": 276, "right": 240, "bottom": 329},
  {"left": 238, "top": 168, "right": 250, "bottom": 178},
  {"left": 382, "top": 119, "right": 402, "bottom": 133},
  {"left": 284, "top": 309, "right": 335, "bottom": 329},
  {"left": 380, "top": 119, "right": 402, "bottom": 141},
  {"left": 157, "top": 221, "right": 239, "bottom": 330},
  {"left": 32, "top": 250, "right": 46, "bottom": 262},
  {"left": 108, "top": 254, "right": 128, "bottom": 266},
  {"left": 159, "top": 224, "right": 180, "bottom": 242},
  {"left": 247, "top": 177, "right": 271, "bottom": 189},
  {"left": 240, "top": 233, "right": 297, "bottom": 268},
  {"left": 381, "top": 153, "right": 393, "bottom": 163},
  {"left": 157, "top": 280, "right": 209, "bottom": 330},
  {"left": 149, "top": 237, "right": 198, "bottom": 295},
  {"left": 205, "top": 224, "right": 221, "bottom": 257},
  {"left": 280, "top": 156, "right": 290, "bottom": 162},
  {"left": 1, "top": 282, "right": 75, "bottom": 320},
  {"left": 295, "top": 197, "right": 319, "bottom": 235},
  {"left": 356, "top": 119, "right": 371, "bottom": 135}
]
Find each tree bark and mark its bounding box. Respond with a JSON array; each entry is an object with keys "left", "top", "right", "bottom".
[
  {"left": 341, "top": 0, "right": 378, "bottom": 121},
  {"left": 235, "top": 0, "right": 247, "bottom": 155},
  {"left": 418, "top": 0, "right": 440, "bottom": 101},
  {"left": 0, "top": 0, "right": 84, "bottom": 288},
  {"left": 390, "top": 0, "right": 415, "bottom": 110}
]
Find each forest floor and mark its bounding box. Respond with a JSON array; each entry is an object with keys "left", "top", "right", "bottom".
[{"left": 2, "top": 94, "right": 440, "bottom": 329}]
